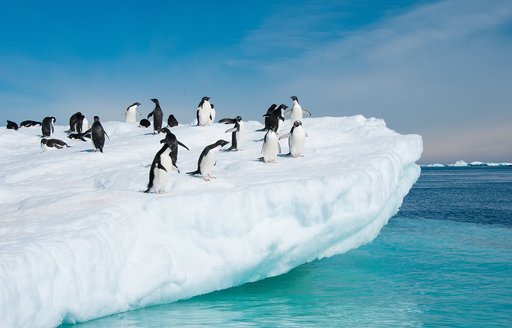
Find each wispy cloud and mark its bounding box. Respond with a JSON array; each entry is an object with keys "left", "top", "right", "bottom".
[{"left": 231, "top": 0, "right": 512, "bottom": 162}]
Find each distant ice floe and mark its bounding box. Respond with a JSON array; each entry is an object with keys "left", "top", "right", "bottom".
[
  {"left": 0, "top": 116, "right": 422, "bottom": 327},
  {"left": 422, "top": 160, "right": 512, "bottom": 168}
]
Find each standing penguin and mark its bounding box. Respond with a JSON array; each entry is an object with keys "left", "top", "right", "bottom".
[
  {"left": 147, "top": 98, "right": 164, "bottom": 133},
  {"left": 261, "top": 126, "right": 281, "bottom": 163},
  {"left": 262, "top": 104, "right": 285, "bottom": 132},
  {"left": 69, "top": 112, "right": 82, "bottom": 132},
  {"left": 91, "top": 116, "right": 109, "bottom": 153},
  {"left": 144, "top": 142, "right": 176, "bottom": 194},
  {"left": 159, "top": 127, "right": 189, "bottom": 172},
  {"left": 196, "top": 96, "right": 212, "bottom": 126},
  {"left": 256, "top": 104, "right": 277, "bottom": 131},
  {"left": 6, "top": 120, "right": 19, "bottom": 130},
  {"left": 76, "top": 114, "right": 87, "bottom": 133},
  {"left": 279, "top": 120, "right": 308, "bottom": 158},
  {"left": 125, "top": 102, "right": 141, "bottom": 124},
  {"left": 167, "top": 114, "right": 178, "bottom": 128},
  {"left": 187, "top": 140, "right": 229, "bottom": 181},
  {"left": 219, "top": 116, "right": 244, "bottom": 151},
  {"left": 41, "top": 117, "right": 56, "bottom": 137},
  {"left": 287, "top": 96, "right": 311, "bottom": 123}
]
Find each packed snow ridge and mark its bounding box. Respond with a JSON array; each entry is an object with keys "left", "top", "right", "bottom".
[{"left": 0, "top": 116, "right": 422, "bottom": 327}]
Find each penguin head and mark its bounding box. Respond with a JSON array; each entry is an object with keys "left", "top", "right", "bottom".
[
  {"left": 93, "top": 116, "right": 100, "bottom": 122},
  {"left": 202, "top": 96, "right": 210, "bottom": 101},
  {"left": 293, "top": 120, "right": 302, "bottom": 127},
  {"left": 291, "top": 96, "right": 299, "bottom": 102},
  {"left": 235, "top": 116, "right": 242, "bottom": 122},
  {"left": 151, "top": 98, "right": 159, "bottom": 104},
  {"left": 160, "top": 127, "right": 171, "bottom": 134},
  {"left": 41, "top": 139, "right": 47, "bottom": 145},
  {"left": 51, "top": 117, "right": 56, "bottom": 123}
]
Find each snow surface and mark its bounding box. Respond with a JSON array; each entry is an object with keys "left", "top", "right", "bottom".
[{"left": 0, "top": 116, "right": 422, "bottom": 327}]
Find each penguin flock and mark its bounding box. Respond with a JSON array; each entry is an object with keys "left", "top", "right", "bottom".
[{"left": 5, "top": 95, "right": 312, "bottom": 193}]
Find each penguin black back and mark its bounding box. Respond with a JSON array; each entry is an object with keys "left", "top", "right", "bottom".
[
  {"left": 160, "top": 127, "right": 189, "bottom": 168},
  {"left": 6, "top": 120, "right": 18, "bottom": 130},
  {"left": 148, "top": 98, "right": 164, "bottom": 132},
  {"left": 91, "top": 116, "right": 108, "bottom": 152},
  {"left": 19, "top": 120, "right": 41, "bottom": 128},
  {"left": 139, "top": 119, "right": 151, "bottom": 128},
  {"left": 41, "top": 117, "right": 56, "bottom": 137},
  {"left": 167, "top": 114, "right": 178, "bottom": 128},
  {"left": 69, "top": 112, "right": 82, "bottom": 132}
]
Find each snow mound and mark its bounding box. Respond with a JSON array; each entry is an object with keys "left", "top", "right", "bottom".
[{"left": 0, "top": 116, "right": 422, "bottom": 327}]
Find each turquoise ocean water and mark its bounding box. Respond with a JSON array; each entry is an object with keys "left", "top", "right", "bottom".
[{"left": 67, "top": 167, "right": 512, "bottom": 327}]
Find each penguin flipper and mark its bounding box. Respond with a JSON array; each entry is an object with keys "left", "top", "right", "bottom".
[
  {"left": 278, "top": 142, "right": 282, "bottom": 154},
  {"left": 303, "top": 109, "right": 312, "bottom": 116},
  {"left": 147, "top": 111, "right": 154, "bottom": 119},
  {"left": 177, "top": 141, "right": 189, "bottom": 151},
  {"left": 157, "top": 162, "right": 167, "bottom": 172},
  {"left": 279, "top": 133, "right": 291, "bottom": 140},
  {"left": 225, "top": 127, "right": 237, "bottom": 134}
]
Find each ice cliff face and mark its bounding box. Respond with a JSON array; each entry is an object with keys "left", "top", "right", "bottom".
[{"left": 0, "top": 116, "right": 422, "bottom": 327}]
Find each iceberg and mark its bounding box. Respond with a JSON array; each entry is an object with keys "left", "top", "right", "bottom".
[{"left": 0, "top": 116, "right": 422, "bottom": 327}]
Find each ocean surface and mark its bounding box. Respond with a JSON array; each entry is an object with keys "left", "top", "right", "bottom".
[{"left": 66, "top": 167, "right": 512, "bottom": 327}]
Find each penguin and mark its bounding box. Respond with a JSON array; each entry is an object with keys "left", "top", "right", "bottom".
[
  {"left": 256, "top": 104, "right": 277, "bottom": 131},
  {"left": 196, "top": 96, "right": 212, "bottom": 126},
  {"left": 41, "top": 117, "right": 56, "bottom": 137},
  {"left": 144, "top": 142, "right": 176, "bottom": 194},
  {"left": 125, "top": 102, "right": 141, "bottom": 124},
  {"left": 6, "top": 120, "right": 18, "bottom": 130},
  {"left": 147, "top": 98, "right": 164, "bottom": 133},
  {"left": 41, "top": 138, "right": 71, "bottom": 150},
  {"left": 139, "top": 119, "right": 151, "bottom": 128},
  {"left": 159, "top": 127, "right": 189, "bottom": 172},
  {"left": 262, "top": 104, "right": 285, "bottom": 132},
  {"left": 167, "top": 114, "right": 178, "bottom": 128},
  {"left": 187, "top": 139, "right": 229, "bottom": 181},
  {"left": 76, "top": 114, "right": 88, "bottom": 133},
  {"left": 19, "top": 120, "right": 41, "bottom": 128},
  {"left": 219, "top": 116, "right": 244, "bottom": 151},
  {"left": 69, "top": 112, "right": 82, "bottom": 132},
  {"left": 261, "top": 126, "right": 281, "bottom": 163},
  {"left": 287, "top": 96, "right": 311, "bottom": 123},
  {"left": 279, "top": 120, "right": 308, "bottom": 158},
  {"left": 91, "top": 116, "right": 109, "bottom": 153},
  {"left": 68, "top": 131, "right": 90, "bottom": 142}
]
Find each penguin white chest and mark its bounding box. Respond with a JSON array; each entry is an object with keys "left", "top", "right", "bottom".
[
  {"left": 262, "top": 131, "right": 279, "bottom": 162},
  {"left": 126, "top": 107, "right": 137, "bottom": 124},
  {"left": 200, "top": 148, "right": 218, "bottom": 176},
  {"left": 198, "top": 102, "right": 212, "bottom": 126},
  {"left": 291, "top": 103, "right": 303, "bottom": 123},
  {"left": 289, "top": 127, "right": 306, "bottom": 157},
  {"left": 153, "top": 148, "right": 174, "bottom": 193},
  {"left": 82, "top": 117, "right": 89, "bottom": 131}
]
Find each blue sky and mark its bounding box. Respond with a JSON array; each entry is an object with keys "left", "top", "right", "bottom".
[{"left": 1, "top": 0, "right": 511, "bottom": 163}]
